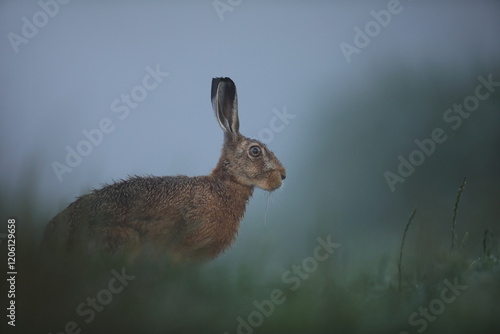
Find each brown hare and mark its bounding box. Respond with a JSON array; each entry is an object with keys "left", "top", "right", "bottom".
[{"left": 43, "top": 77, "right": 286, "bottom": 262}]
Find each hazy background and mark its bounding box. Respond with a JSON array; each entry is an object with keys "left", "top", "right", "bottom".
[{"left": 1, "top": 1, "right": 499, "bottom": 333}]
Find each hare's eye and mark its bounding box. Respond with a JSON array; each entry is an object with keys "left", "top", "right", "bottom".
[{"left": 249, "top": 145, "right": 262, "bottom": 158}]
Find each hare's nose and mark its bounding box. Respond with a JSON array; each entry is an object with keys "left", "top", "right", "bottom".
[{"left": 277, "top": 165, "right": 286, "bottom": 181}]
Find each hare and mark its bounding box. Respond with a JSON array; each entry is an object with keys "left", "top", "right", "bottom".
[{"left": 43, "top": 77, "right": 286, "bottom": 262}]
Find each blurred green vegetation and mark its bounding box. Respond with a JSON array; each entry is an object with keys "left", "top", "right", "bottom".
[{"left": 0, "top": 177, "right": 499, "bottom": 334}]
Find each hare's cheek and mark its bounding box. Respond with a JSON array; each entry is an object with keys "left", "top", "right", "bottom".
[{"left": 235, "top": 174, "right": 254, "bottom": 187}]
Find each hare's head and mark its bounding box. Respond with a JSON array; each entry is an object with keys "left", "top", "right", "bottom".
[{"left": 211, "top": 78, "right": 286, "bottom": 191}]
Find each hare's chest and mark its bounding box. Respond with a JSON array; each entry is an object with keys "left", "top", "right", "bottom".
[
  {"left": 178, "top": 214, "right": 241, "bottom": 260},
  {"left": 171, "top": 184, "right": 251, "bottom": 260}
]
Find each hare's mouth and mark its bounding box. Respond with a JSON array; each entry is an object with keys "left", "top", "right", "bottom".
[{"left": 255, "top": 170, "right": 285, "bottom": 191}]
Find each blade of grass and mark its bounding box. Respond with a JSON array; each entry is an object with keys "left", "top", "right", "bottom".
[
  {"left": 451, "top": 177, "right": 467, "bottom": 253},
  {"left": 398, "top": 208, "right": 416, "bottom": 293}
]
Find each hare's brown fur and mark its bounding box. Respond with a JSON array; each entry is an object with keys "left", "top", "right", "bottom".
[{"left": 43, "top": 78, "right": 286, "bottom": 262}]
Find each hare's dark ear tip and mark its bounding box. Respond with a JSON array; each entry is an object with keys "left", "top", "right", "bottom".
[
  {"left": 211, "top": 77, "right": 236, "bottom": 101},
  {"left": 212, "top": 77, "right": 234, "bottom": 84},
  {"left": 212, "top": 77, "right": 235, "bottom": 88}
]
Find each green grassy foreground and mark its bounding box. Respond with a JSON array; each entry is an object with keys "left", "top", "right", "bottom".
[{"left": 0, "top": 186, "right": 499, "bottom": 334}]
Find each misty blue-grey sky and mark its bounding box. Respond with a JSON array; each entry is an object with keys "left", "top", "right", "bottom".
[{"left": 1, "top": 1, "right": 499, "bottom": 265}]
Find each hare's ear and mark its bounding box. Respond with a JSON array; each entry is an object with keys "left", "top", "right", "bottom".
[{"left": 211, "top": 77, "right": 240, "bottom": 138}]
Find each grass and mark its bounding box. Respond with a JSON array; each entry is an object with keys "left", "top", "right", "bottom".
[
  {"left": 451, "top": 177, "right": 467, "bottom": 253},
  {"left": 1, "top": 178, "right": 499, "bottom": 334},
  {"left": 397, "top": 208, "right": 416, "bottom": 292}
]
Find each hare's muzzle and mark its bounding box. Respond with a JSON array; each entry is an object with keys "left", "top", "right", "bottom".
[{"left": 261, "top": 166, "right": 286, "bottom": 191}]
